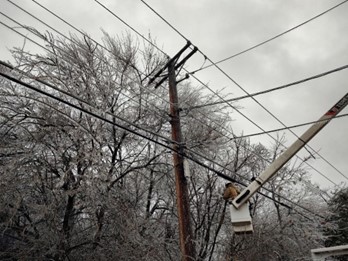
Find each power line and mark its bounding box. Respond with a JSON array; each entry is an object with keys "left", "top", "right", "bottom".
[
  {"left": 140, "top": 0, "right": 187, "bottom": 42},
  {"left": 92, "top": 0, "right": 159, "bottom": 52},
  {"left": 183, "top": 148, "right": 326, "bottom": 220},
  {"left": 0, "top": 7, "right": 241, "bottom": 178},
  {"left": 0, "top": 3, "right": 332, "bottom": 215},
  {"left": 0, "top": 17, "right": 51, "bottom": 53},
  {"left": 190, "top": 0, "right": 348, "bottom": 73},
  {"left": 4, "top": 1, "right": 220, "bottom": 142},
  {"left": 26, "top": 0, "right": 248, "bottom": 164},
  {"left": 61, "top": 0, "right": 338, "bottom": 194},
  {"left": 0, "top": 17, "right": 328, "bottom": 230},
  {"left": 89, "top": 0, "right": 341, "bottom": 187},
  {"left": 138, "top": 0, "right": 347, "bottom": 182},
  {"left": 184, "top": 63, "right": 348, "bottom": 110},
  {"left": 0, "top": 22, "right": 255, "bottom": 192},
  {"left": 0, "top": 69, "right": 176, "bottom": 149},
  {"left": 181, "top": 104, "right": 336, "bottom": 195},
  {"left": 197, "top": 53, "right": 348, "bottom": 183},
  {"left": 0, "top": 69, "right": 324, "bottom": 220},
  {"left": 182, "top": 76, "right": 340, "bottom": 186},
  {"left": 230, "top": 112, "right": 348, "bottom": 140},
  {"left": 4, "top": 1, "right": 172, "bottom": 110},
  {"left": 0, "top": 12, "right": 171, "bottom": 124},
  {"left": 0, "top": 60, "right": 175, "bottom": 146},
  {"left": 28, "top": 0, "right": 333, "bottom": 191},
  {"left": 30, "top": 0, "right": 150, "bottom": 69},
  {"left": 1, "top": 50, "right": 326, "bottom": 218},
  {"left": 181, "top": 77, "right": 340, "bottom": 186},
  {"left": 28, "top": 0, "right": 335, "bottom": 192}
]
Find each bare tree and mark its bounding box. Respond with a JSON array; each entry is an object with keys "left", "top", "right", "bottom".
[{"left": 0, "top": 30, "right": 328, "bottom": 261}]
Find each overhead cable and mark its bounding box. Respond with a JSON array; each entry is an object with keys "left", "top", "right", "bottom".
[
  {"left": 230, "top": 113, "right": 348, "bottom": 140},
  {"left": 0, "top": 13, "right": 171, "bottom": 122},
  {"left": 139, "top": 0, "right": 348, "bottom": 182},
  {"left": 91, "top": 0, "right": 342, "bottom": 185},
  {"left": 2, "top": 2, "right": 332, "bottom": 215},
  {"left": 185, "top": 63, "right": 348, "bottom": 110},
  {"left": 0, "top": 69, "right": 324, "bottom": 220},
  {"left": 0, "top": 60, "right": 175, "bottom": 146},
  {"left": 11, "top": 2, "right": 333, "bottom": 192},
  {"left": 190, "top": 0, "right": 348, "bottom": 73},
  {"left": 9, "top": 0, "right": 171, "bottom": 107}
]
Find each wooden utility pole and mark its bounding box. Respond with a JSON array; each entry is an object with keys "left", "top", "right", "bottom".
[
  {"left": 149, "top": 42, "right": 197, "bottom": 260},
  {"left": 168, "top": 59, "right": 196, "bottom": 261}
]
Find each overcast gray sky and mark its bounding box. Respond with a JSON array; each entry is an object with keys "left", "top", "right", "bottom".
[{"left": 1, "top": 0, "right": 347, "bottom": 190}]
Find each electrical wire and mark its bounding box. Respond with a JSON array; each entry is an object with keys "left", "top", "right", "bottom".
[
  {"left": 230, "top": 113, "right": 348, "bottom": 140},
  {"left": 187, "top": 72, "right": 340, "bottom": 185},
  {"left": 30, "top": 0, "right": 151, "bottom": 69},
  {"left": 183, "top": 148, "right": 326, "bottom": 220},
  {"left": 190, "top": 0, "right": 348, "bottom": 73},
  {"left": 0, "top": 7, "right": 237, "bottom": 172},
  {"left": 51, "top": 0, "right": 340, "bottom": 190},
  {"left": 92, "top": 0, "right": 158, "bottom": 52},
  {"left": 0, "top": 2, "right": 332, "bottom": 215},
  {"left": 185, "top": 63, "right": 348, "bottom": 110},
  {"left": 0, "top": 29, "right": 327, "bottom": 231},
  {"left": 86, "top": 0, "right": 341, "bottom": 189},
  {"left": 0, "top": 12, "right": 171, "bottom": 126},
  {"left": 10, "top": 3, "right": 334, "bottom": 192},
  {"left": 138, "top": 0, "right": 348, "bottom": 182},
  {"left": 2, "top": 3, "right": 171, "bottom": 112},
  {"left": 85, "top": 1, "right": 336, "bottom": 207},
  {"left": 0, "top": 60, "right": 175, "bottom": 146},
  {"left": 0, "top": 18, "right": 51, "bottom": 52},
  {"left": 15, "top": 0, "right": 244, "bottom": 166},
  {"left": 0, "top": 70, "right": 174, "bottom": 148},
  {"left": 195, "top": 45, "right": 348, "bottom": 183},
  {"left": 0, "top": 69, "right": 324, "bottom": 220}
]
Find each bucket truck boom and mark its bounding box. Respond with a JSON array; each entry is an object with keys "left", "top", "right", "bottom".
[{"left": 229, "top": 93, "right": 348, "bottom": 234}]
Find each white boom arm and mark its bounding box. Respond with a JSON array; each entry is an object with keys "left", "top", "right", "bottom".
[{"left": 232, "top": 93, "right": 348, "bottom": 209}]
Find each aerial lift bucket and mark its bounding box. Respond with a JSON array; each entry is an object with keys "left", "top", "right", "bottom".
[{"left": 229, "top": 201, "right": 253, "bottom": 234}]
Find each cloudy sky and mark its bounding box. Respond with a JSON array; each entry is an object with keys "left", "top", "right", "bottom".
[{"left": 1, "top": 0, "right": 347, "bottom": 190}]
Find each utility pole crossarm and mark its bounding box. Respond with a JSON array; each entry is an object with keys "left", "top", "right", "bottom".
[
  {"left": 147, "top": 41, "right": 191, "bottom": 87},
  {"left": 233, "top": 92, "right": 348, "bottom": 209}
]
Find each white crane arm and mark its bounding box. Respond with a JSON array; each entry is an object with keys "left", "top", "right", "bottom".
[{"left": 232, "top": 93, "right": 348, "bottom": 209}]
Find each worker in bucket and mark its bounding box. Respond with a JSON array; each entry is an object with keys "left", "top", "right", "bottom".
[
  {"left": 223, "top": 182, "right": 240, "bottom": 202},
  {"left": 223, "top": 182, "right": 254, "bottom": 217}
]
